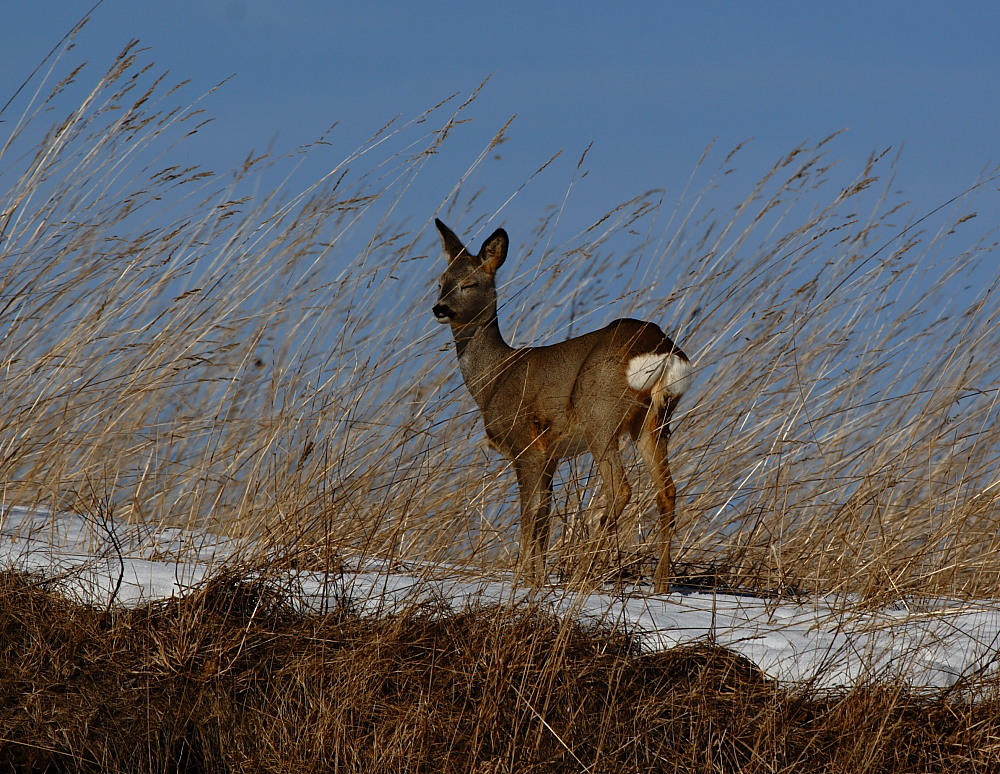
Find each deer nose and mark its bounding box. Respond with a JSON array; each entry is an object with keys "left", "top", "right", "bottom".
[{"left": 433, "top": 303, "right": 453, "bottom": 321}]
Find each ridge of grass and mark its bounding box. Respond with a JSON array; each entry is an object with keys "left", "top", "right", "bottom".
[{"left": 3, "top": 568, "right": 999, "bottom": 773}]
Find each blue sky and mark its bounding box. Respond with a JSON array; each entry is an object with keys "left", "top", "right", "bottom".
[{"left": 4, "top": 1, "right": 1000, "bottom": 247}]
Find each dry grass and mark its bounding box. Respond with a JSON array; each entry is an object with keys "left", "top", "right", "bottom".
[
  {"left": 3, "top": 568, "right": 1000, "bottom": 773},
  {"left": 2, "top": 43, "right": 998, "bottom": 600}
]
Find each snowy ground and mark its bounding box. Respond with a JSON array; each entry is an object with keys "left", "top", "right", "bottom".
[{"left": 3, "top": 505, "right": 1000, "bottom": 691}]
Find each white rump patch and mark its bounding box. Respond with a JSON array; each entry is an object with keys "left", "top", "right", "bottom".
[
  {"left": 626, "top": 353, "right": 668, "bottom": 392},
  {"left": 626, "top": 352, "right": 692, "bottom": 397}
]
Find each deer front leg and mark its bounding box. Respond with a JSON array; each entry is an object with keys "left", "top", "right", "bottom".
[{"left": 514, "top": 457, "right": 557, "bottom": 586}]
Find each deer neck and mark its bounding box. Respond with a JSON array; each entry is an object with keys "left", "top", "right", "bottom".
[{"left": 451, "top": 314, "right": 514, "bottom": 409}]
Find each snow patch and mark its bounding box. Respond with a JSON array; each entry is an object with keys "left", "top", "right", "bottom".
[{"left": 3, "top": 506, "right": 1000, "bottom": 690}]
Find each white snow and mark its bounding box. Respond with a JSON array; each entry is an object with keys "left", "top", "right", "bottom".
[{"left": 3, "top": 505, "right": 999, "bottom": 690}]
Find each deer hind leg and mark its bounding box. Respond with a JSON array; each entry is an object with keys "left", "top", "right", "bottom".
[
  {"left": 514, "top": 456, "right": 558, "bottom": 587},
  {"left": 636, "top": 405, "right": 677, "bottom": 593}
]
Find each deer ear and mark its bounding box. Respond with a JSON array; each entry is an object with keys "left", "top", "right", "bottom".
[
  {"left": 435, "top": 218, "right": 469, "bottom": 264},
  {"left": 479, "top": 228, "right": 508, "bottom": 275}
]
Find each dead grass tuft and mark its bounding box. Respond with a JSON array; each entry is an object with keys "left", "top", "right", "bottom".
[{"left": 2, "top": 568, "right": 1000, "bottom": 772}]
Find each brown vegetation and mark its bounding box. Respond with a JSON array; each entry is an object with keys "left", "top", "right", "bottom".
[{"left": 2, "top": 569, "right": 999, "bottom": 773}]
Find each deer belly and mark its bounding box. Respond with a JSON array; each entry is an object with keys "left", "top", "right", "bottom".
[{"left": 484, "top": 412, "right": 588, "bottom": 460}]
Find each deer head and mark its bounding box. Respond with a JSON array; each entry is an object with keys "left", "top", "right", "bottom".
[{"left": 432, "top": 218, "right": 508, "bottom": 329}]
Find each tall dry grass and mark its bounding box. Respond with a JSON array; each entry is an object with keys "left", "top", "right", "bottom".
[{"left": 1, "top": 41, "right": 999, "bottom": 601}]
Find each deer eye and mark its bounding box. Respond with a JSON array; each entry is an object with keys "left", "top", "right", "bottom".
[{"left": 461, "top": 281, "right": 479, "bottom": 290}]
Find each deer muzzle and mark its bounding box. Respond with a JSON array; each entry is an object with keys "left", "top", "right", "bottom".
[{"left": 432, "top": 303, "right": 454, "bottom": 323}]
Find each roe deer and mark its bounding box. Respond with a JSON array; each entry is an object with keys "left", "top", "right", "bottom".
[{"left": 432, "top": 219, "right": 692, "bottom": 593}]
